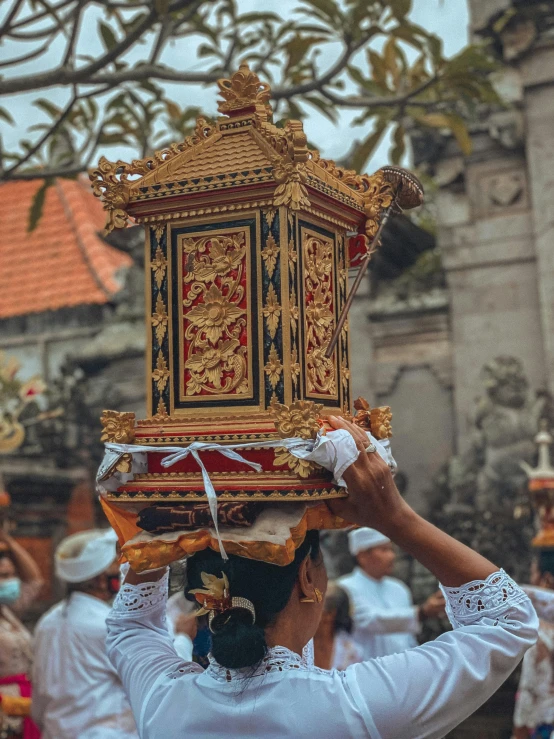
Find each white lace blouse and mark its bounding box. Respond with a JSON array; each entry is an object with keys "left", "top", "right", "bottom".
[{"left": 106, "top": 570, "right": 538, "bottom": 739}]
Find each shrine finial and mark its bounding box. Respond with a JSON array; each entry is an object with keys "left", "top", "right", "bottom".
[{"left": 217, "top": 62, "right": 272, "bottom": 120}]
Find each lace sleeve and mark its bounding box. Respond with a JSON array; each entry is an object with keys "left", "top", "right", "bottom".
[
  {"left": 441, "top": 570, "right": 529, "bottom": 629},
  {"left": 111, "top": 569, "right": 169, "bottom": 619}
]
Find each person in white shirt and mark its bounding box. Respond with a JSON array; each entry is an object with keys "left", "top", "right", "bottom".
[
  {"left": 31, "top": 529, "right": 139, "bottom": 739},
  {"left": 338, "top": 527, "right": 445, "bottom": 659},
  {"left": 104, "top": 417, "right": 539, "bottom": 739}
]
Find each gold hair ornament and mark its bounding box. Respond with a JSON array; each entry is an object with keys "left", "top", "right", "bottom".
[{"left": 190, "top": 571, "right": 256, "bottom": 633}]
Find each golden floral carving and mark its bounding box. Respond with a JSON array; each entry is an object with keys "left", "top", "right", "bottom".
[
  {"left": 152, "top": 351, "right": 170, "bottom": 392},
  {"left": 273, "top": 448, "right": 317, "bottom": 479},
  {"left": 182, "top": 232, "right": 249, "bottom": 396},
  {"left": 262, "top": 284, "right": 281, "bottom": 339},
  {"left": 217, "top": 62, "right": 272, "bottom": 119},
  {"left": 264, "top": 209, "right": 277, "bottom": 228},
  {"left": 363, "top": 171, "right": 394, "bottom": 240},
  {"left": 151, "top": 246, "right": 167, "bottom": 289},
  {"left": 186, "top": 284, "right": 245, "bottom": 345},
  {"left": 288, "top": 238, "right": 297, "bottom": 274},
  {"left": 89, "top": 156, "right": 144, "bottom": 234},
  {"left": 151, "top": 294, "right": 168, "bottom": 344},
  {"left": 152, "top": 399, "right": 170, "bottom": 422},
  {"left": 261, "top": 233, "right": 279, "bottom": 278},
  {"left": 269, "top": 398, "right": 323, "bottom": 440},
  {"left": 291, "top": 348, "right": 301, "bottom": 389},
  {"left": 273, "top": 161, "right": 310, "bottom": 211},
  {"left": 154, "top": 223, "right": 165, "bottom": 242},
  {"left": 303, "top": 234, "right": 336, "bottom": 395},
  {"left": 290, "top": 287, "right": 299, "bottom": 336},
  {"left": 185, "top": 339, "right": 248, "bottom": 395},
  {"left": 264, "top": 344, "right": 283, "bottom": 388},
  {"left": 341, "top": 357, "right": 350, "bottom": 390},
  {"left": 115, "top": 454, "right": 133, "bottom": 474},
  {"left": 370, "top": 406, "right": 393, "bottom": 440},
  {"left": 100, "top": 410, "right": 136, "bottom": 444}
]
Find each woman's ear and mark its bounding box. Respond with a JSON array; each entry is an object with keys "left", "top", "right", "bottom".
[{"left": 298, "top": 556, "right": 316, "bottom": 600}]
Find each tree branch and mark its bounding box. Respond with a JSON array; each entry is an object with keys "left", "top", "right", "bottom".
[
  {"left": 0, "top": 0, "right": 26, "bottom": 39},
  {"left": 0, "top": 42, "right": 50, "bottom": 69},
  {"left": 2, "top": 93, "right": 78, "bottom": 178},
  {"left": 320, "top": 76, "right": 440, "bottom": 110},
  {"left": 63, "top": 0, "right": 85, "bottom": 68}
]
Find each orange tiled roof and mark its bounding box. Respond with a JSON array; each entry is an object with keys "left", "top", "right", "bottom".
[{"left": 0, "top": 178, "right": 132, "bottom": 319}]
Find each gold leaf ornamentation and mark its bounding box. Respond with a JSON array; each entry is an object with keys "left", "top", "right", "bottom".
[
  {"left": 116, "top": 453, "right": 133, "bottom": 474},
  {"left": 217, "top": 62, "right": 272, "bottom": 120},
  {"left": 273, "top": 161, "right": 310, "bottom": 211},
  {"left": 362, "top": 171, "right": 394, "bottom": 240},
  {"left": 288, "top": 238, "right": 297, "bottom": 274},
  {"left": 152, "top": 351, "right": 170, "bottom": 392},
  {"left": 100, "top": 410, "right": 136, "bottom": 444},
  {"left": 151, "top": 246, "right": 168, "bottom": 289},
  {"left": 262, "top": 284, "right": 281, "bottom": 339},
  {"left": 264, "top": 209, "right": 277, "bottom": 228},
  {"left": 290, "top": 288, "right": 299, "bottom": 336},
  {"left": 304, "top": 234, "right": 336, "bottom": 395},
  {"left": 370, "top": 406, "right": 393, "bottom": 440},
  {"left": 182, "top": 231, "right": 249, "bottom": 397},
  {"left": 89, "top": 156, "right": 151, "bottom": 234},
  {"left": 264, "top": 344, "right": 283, "bottom": 388},
  {"left": 273, "top": 448, "right": 317, "bottom": 479},
  {"left": 291, "top": 348, "right": 300, "bottom": 388},
  {"left": 152, "top": 399, "right": 170, "bottom": 422},
  {"left": 154, "top": 223, "right": 165, "bottom": 242},
  {"left": 341, "top": 356, "right": 351, "bottom": 390},
  {"left": 151, "top": 294, "right": 168, "bottom": 344},
  {"left": 269, "top": 398, "right": 323, "bottom": 440},
  {"left": 261, "top": 233, "right": 279, "bottom": 279}
]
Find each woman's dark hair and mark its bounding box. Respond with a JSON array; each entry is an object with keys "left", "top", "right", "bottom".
[
  {"left": 324, "top": 584, "right": 353, "bottom": 635},
  {"left": 185, "top": 530, "right": 321, "bottom": 670}
]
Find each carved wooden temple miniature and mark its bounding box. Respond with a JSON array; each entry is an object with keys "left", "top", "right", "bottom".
[{"left": 89, "top": 64, "right": 412, "bottom": 569}]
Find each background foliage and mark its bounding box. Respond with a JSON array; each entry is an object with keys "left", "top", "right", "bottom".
[{"left": 0, "top": 0, "right": 499, "bottom": 193}]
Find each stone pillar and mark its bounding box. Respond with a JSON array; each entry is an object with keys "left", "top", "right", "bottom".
[
  {"left": 435, "top": 127, "right": 546, "bottom": 451},
  {"left": 520, "top": 43, "right": 554, "bottom": 395}
]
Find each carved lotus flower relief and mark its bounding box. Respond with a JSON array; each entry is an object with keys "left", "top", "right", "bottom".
[{"left": 186, "top": 284, "right": 245, "bottom": 345}]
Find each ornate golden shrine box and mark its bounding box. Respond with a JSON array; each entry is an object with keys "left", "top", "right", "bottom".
[{"left": 90, "top": 63, "right": 394, "bottom": 507}]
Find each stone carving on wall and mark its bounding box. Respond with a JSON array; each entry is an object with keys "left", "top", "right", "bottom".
[{"left": 429, "top": 355, "right": 553, "bottom": 581}]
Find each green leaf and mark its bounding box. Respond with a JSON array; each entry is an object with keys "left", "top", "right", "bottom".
[
  {"left": 416, "top": 112, "right": 472, "bottom": 155},
  {"left": 28, "top": 178, "right": 53, "bottom": 233},
  {"left": 367, "top": 49, "right": 390, "bottom": 91},
  {"left": 303, "top": 95, "right": 337, "bottom": 123},
  {"left": 298, "top": 0, "right": 341, "bottom": 24},
  {"left": 0, "top": 107, "right": 14, "bottom": 125},
  {"left": 34, "top": 99, "right": 61, "bottom": 118},
  {"left": 236, "top": 11, "right": 282, "bottom": 24},
  {"left": 389, "top": 0, "right": 412, "bottom": 21},
  {"left": 384, "top": 38, "right": 400, "bottom": 88},
  {"left": 165, "top": 100, "right": 181, "bottom": 119},
  {"left": 284, "top": 35, "right": 327, "bottom": 72},
  {"left": 350, "top": 119, "right": 388, "bottom": 172},
  {"left": 99, "top": 21, "right": 118, "bottom": 51}
]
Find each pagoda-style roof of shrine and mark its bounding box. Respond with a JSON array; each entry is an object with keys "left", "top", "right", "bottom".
[
  {"left": 90, "top": 63, "right": 389, "bottom": 235},
  {"left": 0, "top": 178, "right": 131, "bottom": 319}
]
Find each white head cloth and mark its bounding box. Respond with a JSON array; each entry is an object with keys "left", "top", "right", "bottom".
[
  {"left": 348, "top": 527, "right": 390, "bottom": 556},
  {"left": 55, "top": 528, "right": 118, "bottom": 583}
]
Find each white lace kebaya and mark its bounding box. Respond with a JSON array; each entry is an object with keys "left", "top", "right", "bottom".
[{"left": 106, "top": 570, "right": 537, "bottom": 739}]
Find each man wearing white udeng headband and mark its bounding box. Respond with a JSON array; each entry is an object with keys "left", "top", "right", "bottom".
[{"left": 339, "top": 526, "right": 445, "bottom": 659}]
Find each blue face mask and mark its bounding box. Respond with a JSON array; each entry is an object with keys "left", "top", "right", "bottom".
[{"left": 0, "top": 578, "right": 21, "bottom": 605}]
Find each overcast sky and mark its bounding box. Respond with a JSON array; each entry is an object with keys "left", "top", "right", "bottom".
[{"left": 1, "top": 0, "right": 469, "bottom": 173}]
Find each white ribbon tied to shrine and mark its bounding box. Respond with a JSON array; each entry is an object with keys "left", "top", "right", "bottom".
[{"left": 96, "top": 430, "right": 396, "bottom": 560}]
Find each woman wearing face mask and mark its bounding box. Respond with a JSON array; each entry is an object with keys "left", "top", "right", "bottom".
[{"left": 0, "top": 529, "right": 43, "bottom": 739}]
